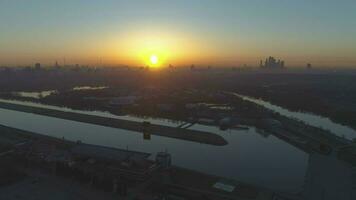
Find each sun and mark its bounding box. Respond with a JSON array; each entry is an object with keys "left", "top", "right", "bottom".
[
  {"left": 142, "top": 52, "right": 163, "bottom": 68},
  {"left": 150, "top": 55, "right": 159, "bottom": 65}
]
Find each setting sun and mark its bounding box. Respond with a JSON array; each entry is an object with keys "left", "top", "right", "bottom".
[{"left": 150, "top": 55, "right": 159, "bottom": 65}]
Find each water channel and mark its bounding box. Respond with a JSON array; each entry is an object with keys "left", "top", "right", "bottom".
[
  {"left": 2, "top": 93, "right": 355, "bottom": 193},
  {"left": 0, "top": 98, "right": 309, "bottom": 192}
]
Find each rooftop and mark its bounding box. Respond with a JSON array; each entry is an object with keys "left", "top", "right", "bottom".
[{"left": 71, "top": 143, "right": 151, "bottom": 162}]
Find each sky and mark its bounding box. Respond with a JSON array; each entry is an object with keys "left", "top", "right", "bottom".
[{"left": 0, "top": 0, "right": 356, "bottom": 67}]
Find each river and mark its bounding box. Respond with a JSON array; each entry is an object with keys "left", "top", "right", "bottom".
[
  {"left": 0, "top": 98, "right": 308, "bottom": 192},
  {"left": 234, "top": 93, "right": 356, "bottom": 140}
]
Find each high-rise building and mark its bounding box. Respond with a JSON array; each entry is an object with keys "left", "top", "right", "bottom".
[
  {"left": 35, "top": 63, "right": 41, "bottom": 69},
  {"left": 260, "top": 56, "right": 285, "bottom": 69},
  {"left": 55, "top": 61, "right": 59, "bottom": 68}
]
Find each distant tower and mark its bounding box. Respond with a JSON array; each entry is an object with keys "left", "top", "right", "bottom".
[
  {"left": 265, "top": 59, "right": 268, "bottom": 68},
  {"left": 35, "top": 63, "right": 41, "bottom": 70},
  {"left": 307, "top": 63, "right": 312, "bottom": 69},
  {"left": 55, "top": 61, "right": 59, "bottom": 68},
  {"left": 268, "top": 56, "right": 273, "bottom": 68},
  {"left": 262, "top": 56, "right": 285, "bottom": 69}
]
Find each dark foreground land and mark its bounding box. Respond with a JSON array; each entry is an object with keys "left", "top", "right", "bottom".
[{"left": 0, "top": 124, "right": 279, "bottom": 200}]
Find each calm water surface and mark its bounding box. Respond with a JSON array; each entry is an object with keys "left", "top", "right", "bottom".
[
  {"left": 0, "top": 99, "right": 308, "bottom": 192},
  {"left": 235, "top": 93, "right": 356, "bottom": 140}
]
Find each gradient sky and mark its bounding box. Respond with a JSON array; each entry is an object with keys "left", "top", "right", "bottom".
[{"left": 0, "top": 0, "right": 356, "bottom": 67}]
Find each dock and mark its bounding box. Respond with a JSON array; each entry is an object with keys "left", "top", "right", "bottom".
[{"left": 0, "top": 101, "right": 227, "bottom": 146}]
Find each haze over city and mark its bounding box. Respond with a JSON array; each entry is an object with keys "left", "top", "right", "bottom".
[
  {"left": 1, "top": 0, "right": 356, "bottom": 67},
  {"left": 1, "top": 1, "right": 356, "bottom": 200}
]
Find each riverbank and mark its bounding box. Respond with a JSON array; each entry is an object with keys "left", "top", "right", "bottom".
[
  {"left": 0, "top": 124, "right": 283, "bottom": 200},
  {"left": 0, "top": 101, "right": 227, "bottom": 146}
]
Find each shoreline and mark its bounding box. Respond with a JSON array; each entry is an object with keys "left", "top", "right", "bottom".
[
  {"left": 0, "top": 124, "right": 283, "bottom": 200},
  {"left": 0, "top": 101, "right": 228, "bottom": 146}
]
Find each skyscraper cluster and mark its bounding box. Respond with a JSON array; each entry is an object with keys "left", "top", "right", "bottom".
[{"left": 260, "top": 56, "right": 285, "bottom": 69}]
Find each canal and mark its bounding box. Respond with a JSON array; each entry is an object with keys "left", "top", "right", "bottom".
[{"left": 0, "top": 98, "right": 308, "bottom": 192}]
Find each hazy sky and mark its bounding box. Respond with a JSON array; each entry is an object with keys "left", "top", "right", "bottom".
[{"left": 0, "top": 0, "right": 356, "bottom": 67}]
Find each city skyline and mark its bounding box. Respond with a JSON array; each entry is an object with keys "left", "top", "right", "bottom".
[
  {"left": 1, "top": 0, "right": 356, "bottom": 67},
  {"left": 1, "top": 2, "right": 356, "bottom": 199}
]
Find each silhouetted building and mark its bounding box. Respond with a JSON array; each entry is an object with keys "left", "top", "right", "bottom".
[
  {"left": 307, "top": 63, "right": 312, "bottom": 69},
  {"left": 260, "top": 56, "right": 285, "bottom": 69},
  {"left": 54, "top": 61, "right": 60, "bottom": 68},
  {"left": 35, "top": 63, "right": 41, "bottom": 69}
]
